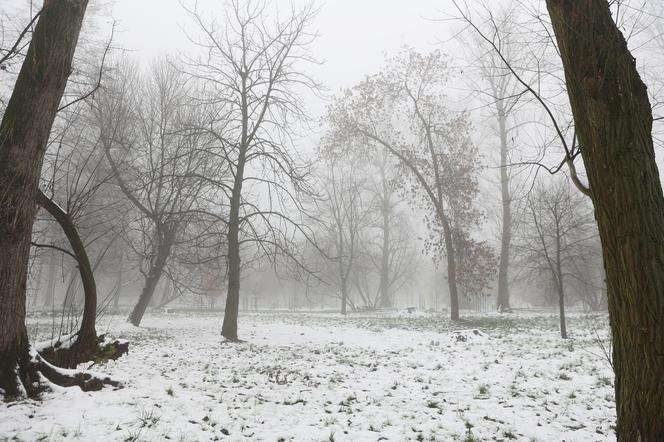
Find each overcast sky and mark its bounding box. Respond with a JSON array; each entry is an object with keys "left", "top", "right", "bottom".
[
  {"left": 108, "top": 0, "right": 456, "bottom": 116},
  {"left": 2, "top": 0, "right": 464, "bottom": 136}
]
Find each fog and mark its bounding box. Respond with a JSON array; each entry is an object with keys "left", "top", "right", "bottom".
[{"left": 1, "top": 1, "right": 663, "bottom": 440}]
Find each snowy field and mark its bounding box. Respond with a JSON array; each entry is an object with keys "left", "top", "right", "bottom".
[{"left": 1, "top": 311, "right": 615, "bottom": 441}]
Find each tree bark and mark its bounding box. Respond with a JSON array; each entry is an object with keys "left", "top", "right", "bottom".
[
  {"left": 128, "top": 225, "right": 176, "bottom": 326},
  {"left": 557, "top": 279, "right": 567, "bottom": 340},
  {"left": 37, "top": 191, "right": 97, "bottom": 344},
  {"left": 555, "top": 221, "right": 567, "bottom": 339},
  {"left": 379, "top": 163, "right": 392, "bottom": 308},
  {"left": 442, "top": 221, "right": 460, "bottom": 321},
  {"left": 43, "top": 249, "right": 57, "bottom": 308},
  {"left": 546, "top": 1, "right": 664, "bottom": 439},
  {"left": 221, "top": 191, "right": 242, "bottom": 339},
  {"left": 337, "top": 224, "right": 349, "bottom": 316},
  {"left": 496, "top": 108, "right": 512, "bottom": 312},
  {"left": 160, "top": 277, "right": 172, "bottom": 306},
  {"left": 0, "top": 0, "right": 89, "bottom": 398},
  {"left": 340, "top": 279, "right": 348, "bottom": 315},
  {"left": 113, "top": 252, "right": 123, "bottom": 308},
  {"left": 221, "top": 147, "right": 247, "bottom": 341},
  {"left": 379, "top": 213, "right": 391, "bottom": 308}
]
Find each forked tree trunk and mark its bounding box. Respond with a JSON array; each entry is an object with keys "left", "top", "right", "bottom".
[
  {"left": 0, "top": 0, "right": 89, "bottom": 398},
  {"left": 546, "top": 1, "right": 664, "bottom": 439}
]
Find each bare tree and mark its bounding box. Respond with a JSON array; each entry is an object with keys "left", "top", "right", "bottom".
[
  {"left": 460, "top": 3, "right": 531, "bottom": 312},
  {"left": 98, "top": 58, "right": 212, "bottom": 327},
  {"left": 353, "top": 150, "right": 419, "bottom": 309},
  {"left": 543, "top": 1, "right": 664, "bottom": 438},
  {"left": 0, "top": 0, "right": 118, "bottom": 399},
  {"left": 453, "top": 1, "right": 664, "bottom": 436},
  {"left": 567, "top": 234, "right": 607, "bottom": 312},
  {"left": 454, "top": 1, "right": 591, "bottom": 200},
  {"left": 326, "top": 48, "right": 491, "bottom": 320},
  {"left": 517, "top": 178, "right": 594, "bottom": 338},
  {"left": 314, "top": 158, "right": 371, "bottom": 314},
  {"left": 0, "top": 6, "right": 42, "bottom": 76},
  {"left": 185, "top": 0, "right": 320, "bottom": 340},
  {"left": 33, "top": 93, "right": 128, "bottom": 366}
]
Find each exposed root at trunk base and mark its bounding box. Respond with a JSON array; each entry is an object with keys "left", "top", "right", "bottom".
[
  {"left": 1, "top": 346, "right": 122, "bottom": 401},
  {"left": 36, "top": 351, "right": 122, "bottom": 392},
  {"left": 220, "top": 333, "right": 244, "bottom": 344},
  {"left": 38, "top": 334, "right": 129, "bottom": 369}
]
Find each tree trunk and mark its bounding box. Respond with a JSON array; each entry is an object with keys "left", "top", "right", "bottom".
[
  {"left": 128, "top": 261, "right": 165, "bottom": 326},
  {"left": 221, "top": 147, "right": 247, "bottom": 341},
  {"left": 222, "top": 201, "right": 241, "bottom": 339},
  {"left": 114, "top": 252, "right": 123, "bottom": 308},
  {"left": 38, "top": 191, "right": 97, "bottom": 344},
  {"left": 442, "top": 221, "right": 460, "bottom": 321},
  {"left": 496, "top": 109, "right": 512, "bottom": 312},
  {"left": 555, "top": 228, "right": 567, "bottom": 339},
  {"left": 337, "top": 226, "right": 349, "bottom": 315},
  {"left": 36, "top": 192, "right": 128, "bottom": 368},
  {"left": 128, "top": 225, "right": 176, "bottom": 326},
  {"left": 62, "top": 265, "right": 79, "bottom": 311},
  {"left": 379, "top": 186, "right": 392, "bottom": 308},
  {"left": 340, "top": 280, "right": 348, "bottom": 315},
  {"left": 29, "top": 258, "right": 44, "bottom": 307},
  {"left": 0, "top": 0, "right": 89, "bottom": 399},
  {"left": 546, "top": 1, "right": 664, "bottom": 439},
  {"left": 557, "top": 280, "right": 567, "bottom": 340},
  {"left": 161, "top": 277, "right": 172, "bottom": 306},
  {"left": 43, "top": 250, "right": 58, "bottom": 308}
]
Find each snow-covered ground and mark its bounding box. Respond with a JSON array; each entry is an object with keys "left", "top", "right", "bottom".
[{"left": 2, "top": 311, "right": 615, "bottom": 441}]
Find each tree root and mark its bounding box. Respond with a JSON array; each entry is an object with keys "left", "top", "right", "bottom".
[
  {"left": 1, "top": 346, "right": 122, "bottom": 401},
  {"left": 34, "top": 349, "right": 122, "bottom": 392},
  {"left": 38, "top": 334, "right": 129, "bottom": 369}
]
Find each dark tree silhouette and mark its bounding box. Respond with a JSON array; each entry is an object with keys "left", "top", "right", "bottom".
[
  {"left": 545, "top": 1, "right": 664, "bottom": 439},
  {"left": 0, "top": 0, "right": 117, "bottom": 399}
]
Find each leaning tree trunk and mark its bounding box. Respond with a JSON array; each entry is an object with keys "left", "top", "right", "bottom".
[
  {"left": 496, "top": 107, "right": 512, "bottom": 312},
  {"left": 38, "top": 192, "right": 97, "bottom": 345},
  {"left": 0, "top": 0, "right": 91, "bottom": 398},
  {"left": 36, "top": 191, "right": 127, "bottom": 367},
  {"left": 546, "top": 1, "right": 664, "bottom": 439},
  {"left": 128, "top": 225, "right": 176, "bottom": 326}
]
